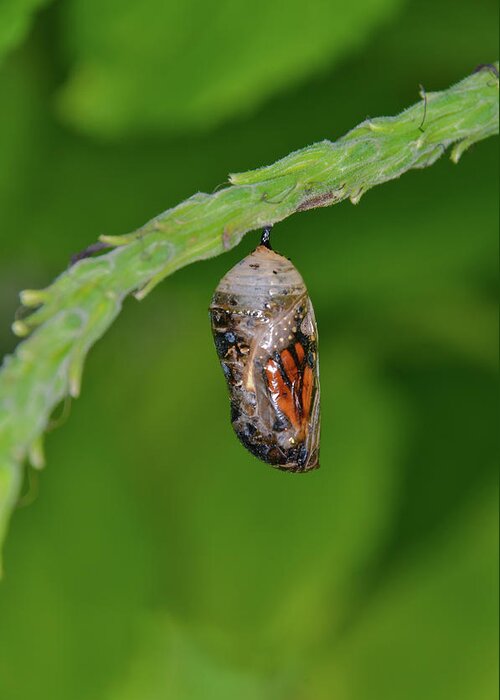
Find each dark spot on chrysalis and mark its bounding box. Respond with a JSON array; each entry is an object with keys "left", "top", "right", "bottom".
[
  {"left": 230, "top": 401, "right": 241, "bottom": 423},
  {"left": 297, "top": 444, "right": 308, "bottom": 467},
  {"left": 242, "top": 422, "right": 257, "bottom": 437},
  {"left": 211, "top": 308, "right": 230, "bottom": 329},
  {"left": 267, "top": 446, "right": 285, "bottom": 463},
  {"left": 236, "top": 430, "right": 270, "bottom": 462},
  {"left": 273, "top": 416, "right": 289, "bottom": 432},
  {"left": 214, "top": 331, "right": 237, "bottom": 359}
]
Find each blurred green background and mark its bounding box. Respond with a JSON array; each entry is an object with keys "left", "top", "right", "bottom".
[{"left": 0, "top": 1, "right": 498, "bottom": 698}]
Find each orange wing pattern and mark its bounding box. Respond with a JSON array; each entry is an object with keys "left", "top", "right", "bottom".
[{"left": 265, "top": 342, "right": 315, "bottom": 436}]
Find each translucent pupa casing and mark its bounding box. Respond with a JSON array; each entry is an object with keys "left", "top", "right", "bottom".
[{"left": 210, "top": 244, "right": 320, "bottom": 472}]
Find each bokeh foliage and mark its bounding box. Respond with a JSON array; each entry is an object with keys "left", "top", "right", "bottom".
[
  {"left": 0, "top": 0, "right": 51, "bottom": 64},
  {"left": 0, "top": 1, "right": 498, "bottom": 699},
  {"left": 56, "top": 0, "right": 402, "bottom": 137}
]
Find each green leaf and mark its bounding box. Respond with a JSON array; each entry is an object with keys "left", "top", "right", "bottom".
[
  {"left": 308, "top": 484, "right": 499, "bottom": 700},
  {"left": 56, "top": 0, "right": 403, "bottom": 138},
  {"left": 106, "top": 617, "right": 290, "bottom": 700},
  {"left": 0, "top": 52, "right": 48, "bottom": 226},
  {"left": 0, "top": 0, "right": 52, "bottom": 64}
]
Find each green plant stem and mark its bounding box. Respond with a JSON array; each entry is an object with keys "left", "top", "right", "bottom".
[{"left": 0, "top": 64, "right": 498, "bottom": 564}]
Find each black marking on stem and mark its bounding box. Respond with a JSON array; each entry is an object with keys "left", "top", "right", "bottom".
[
  {"left": 296, "top": 189, "right": 340, "bottom": 212},
  {"left": 70, "top": 241, "right": 112, "bottom": 266},
  {"left": 418, "top": 84, "right": 428, "bottom": 133},
  {"left": 474, "top": 63, "right": 499, "bottom": 78}
]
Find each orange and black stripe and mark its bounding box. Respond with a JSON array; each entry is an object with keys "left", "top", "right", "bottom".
[{"left": 264, "top": 341, "right": 315, "bottom": 434}]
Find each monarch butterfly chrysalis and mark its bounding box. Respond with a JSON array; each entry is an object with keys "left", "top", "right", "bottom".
[{"left": 210, "top": 227, "right": 320, "bottom": 472}]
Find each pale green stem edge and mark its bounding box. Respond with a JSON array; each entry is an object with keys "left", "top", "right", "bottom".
[{"left": 0, "top": 64, "right": 498, "bottom": 567}]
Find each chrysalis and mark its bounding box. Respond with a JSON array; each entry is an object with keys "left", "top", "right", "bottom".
[{"left": 210, "top": 227, "right": 320, "bottom": 472}]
